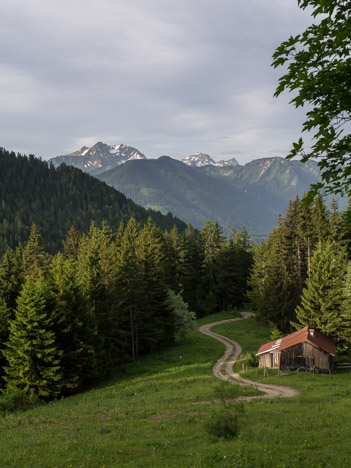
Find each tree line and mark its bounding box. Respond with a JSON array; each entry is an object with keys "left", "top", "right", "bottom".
[
  {"left": 0, "top": 218, "right": 253, "bottom": 399},
  {"left": 248, "top": 195, "right": 351, "bottom": 351}
]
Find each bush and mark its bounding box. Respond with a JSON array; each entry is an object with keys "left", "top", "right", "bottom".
[
  {"left": 166, "top": 290, "right": 196, "bottom": 339},
  {"left": 0, "top": 389, "right": 40, "bottom": 413},
  {"left": 247, "top": 352, "right": 259, "bottom": 368},
  {"left": 212, "top": 382, "right": 244, "bottom": 401},
  {"left": 205, "top": 401, "right": 245, "bottom": 439}
]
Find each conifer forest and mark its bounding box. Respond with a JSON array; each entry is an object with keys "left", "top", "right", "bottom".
[
  {"left": 0, "top": 216, "right": 252, "bottom": 398},
  {"left": 248, "top": 195, "right": 351, "bottom": 352}
]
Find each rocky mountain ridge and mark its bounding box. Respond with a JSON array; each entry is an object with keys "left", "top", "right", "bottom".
[
  {"left": 49, "top": 142, "right": 146, "bottom": 175},
  {"left": 181, "top": 152, "right": 239, "bottom": 168}
]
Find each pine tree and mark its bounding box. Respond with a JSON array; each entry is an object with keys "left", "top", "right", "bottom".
[
  {"left": 114, "top": 218, "right": 143, "bottom": 361},
  {"left": 22, "top": 223, "right": 49, "bottom": 276},
  {"left": 4, "top": 275, "right": 62, "bottom": 398},
  {"left": 0, "top": 248, "right": 23, "bottom": 386},
  {"left": 163, "top": 226, "right": 183, "bottom": 293},
  {"left": 247, "top": 240, "right": 267, "bottom": 315},
  {"left": 62, "top": 226, "right": 81, "bottom": 260},
  {"left": 260, "top": 227, "right": 294, "bottom": 331},
  {"left": 77, "top": 222, "right": 124, "bottom": 373},
  {"left": 340, "top": 262, "right": 351, "bottom": 350},
  {"left": 220, "top": 227, "right": 253, "bottom": 309},
  {"left": 294, "top": 242, "right": 347, "bottom": 348},
  {"left": 311, "top": 195, "right": 330, "bottom": 243},
  {"left": 199, "top": 221, "right": 225, "bottom": 314},
  {"left": 179, "top": 222, "right": 203, "bottom": 315},
  {"left": 136, "top": 218, "right": 174, "bottom": 352},
  {"left": 51, "top": 254, "right": 97, "bottom": 392}
]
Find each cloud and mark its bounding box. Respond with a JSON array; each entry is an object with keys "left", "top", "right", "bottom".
[{"left": 0, "top": 0, "right": 314, "bottom": 160}]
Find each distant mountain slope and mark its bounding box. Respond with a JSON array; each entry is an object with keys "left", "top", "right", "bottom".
[
  {"left": 0, "top": 148, "right": 186, "bottom": 254},
  {"left": 49, "top": 142, "right": 146, "bottom": 175},
  {"left": 97, "top": 156, "right": 278, "bottom": 240},
  {"left": 200, "top": 157, "right": 321, "bottom": 202}
]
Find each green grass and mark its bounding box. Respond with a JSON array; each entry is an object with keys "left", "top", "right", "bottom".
[
  {"left": 2, "top": 311, "right": 351, "bottom": 467},
  {"left": 213, "top": 317, "right": 351, "bottom": 467}
]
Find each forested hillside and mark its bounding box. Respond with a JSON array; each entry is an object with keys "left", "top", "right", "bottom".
[
  {"left": 0, "top": 218, "right": 253, "bottom": 398},
  {"left": 248, "top": 195, "right": 351, "bottom": 351},
  {"left": 0, "top": 148, "right": 186, "bottom": 255}
]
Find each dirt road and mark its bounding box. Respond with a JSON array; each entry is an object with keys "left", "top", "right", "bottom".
[{"left": 198, "top": 312, "right": 299, "bottom": 400}]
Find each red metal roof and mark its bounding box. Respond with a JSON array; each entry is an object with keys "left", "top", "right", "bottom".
[{"left": 257, "top": 327, "right": 335, "bottom": 356}]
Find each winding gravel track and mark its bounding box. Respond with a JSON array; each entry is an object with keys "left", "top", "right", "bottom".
[{"left": 199, "top": 312, "right": 299, "bottom": 400}]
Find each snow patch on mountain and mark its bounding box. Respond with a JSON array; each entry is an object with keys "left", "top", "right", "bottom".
[
  {"left": 181, "top": 153, "right": 239, "bottom": 168},
  {"left": 49, "top": 142, "right": 146, "bottom": 175}
]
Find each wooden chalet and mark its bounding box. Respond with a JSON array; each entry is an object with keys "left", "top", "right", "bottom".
[{"left": 256, "top": 327, "right": 335, "bottom": 372}]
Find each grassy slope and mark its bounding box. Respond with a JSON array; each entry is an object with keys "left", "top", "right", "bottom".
[
  {"left": 2, "top": 312, "right": 351, "bottom": 467},
  {"left": 213, "top": 319, "right": 351, "bottom": 468}
]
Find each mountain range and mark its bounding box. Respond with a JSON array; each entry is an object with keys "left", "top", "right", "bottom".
[
  {"left": 50, "top": 142, "right": 343, "bottom": 240},
  {"left": 49, "top": 142, "right": 146, "bottom": 175}
]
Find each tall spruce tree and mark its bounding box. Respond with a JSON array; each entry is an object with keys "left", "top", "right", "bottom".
[
  {"left": 51, "top": 254, "right": 98, "bottom": 393},
  {"left": 294, "top": 242, "right": 348, "bottom": 349},
  {"left": 0, "top": 248, "right": 23, "bottom": 386},
  {"left": 259, "top": 226, "right": 294, "bottom": 331},
  {"left": 136, "top": 218, "right": 174, "bottom": 352},
  {"left": 4, "top": 274, "right": 62, "bottom": 398},
  {"left": 341, "top": 262, "right": 351, "bottom": 350},
  {"left": 22, "top": 223, "right": 49, "bottom": 277},
  {"left": 179, "top": 222, "right": 203, "bottom": 315},
  {"left": 199, "top": 221, "right": 225, "bottom": 315},
  {"left": 247, "top": 239, "right": 267, "bottom": 316},
  {"left": 77, "top": 222, "right": 124, "bottom": 374},
  {"left": 163, "top": 226, "right": 183, "bottom": 294},
  {"left": 115, "top": 218, "right": 143, "bottom": 361}
]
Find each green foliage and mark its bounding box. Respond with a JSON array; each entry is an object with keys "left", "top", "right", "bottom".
[
  {"left": 3, "top": 275, "right": 63, "bottom": 399},
  {"left": 205, "top": 401, "right": 245, "bottom": 440},
  {"left": 270, "top": 324, "right": 284, "bottom": 341},
  {"left": 247, "top": 352, "right": 259, "bottom": 368},
  {"left": 165, "top": 290, "right": 196, "bottom": 340},
  {"left": 0, "top": 215, "right": 254, "bottom": 400},
  {"left": 272, "top": 0, "right": 351, "bottom": 200},
  {"left": 51, "top": 254, "right": 98, "bottom": 392},
  {"left": 248, "top": 195, "right": 349, "bottom": 333},
  {"left": 0, "top": 389, "right": 40, "bottom": 413},
  {"left": 295, "top": 242, "right": 351, "bottom": 350}
]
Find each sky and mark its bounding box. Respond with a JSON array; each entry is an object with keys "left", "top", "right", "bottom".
[{"left": 0, "top": 0, "right": 315, "bottom": 164}]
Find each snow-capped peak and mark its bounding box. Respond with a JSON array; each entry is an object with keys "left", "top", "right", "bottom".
[
  {"left": 181, "top": 153, "right": 239, "bottom": 168},
  {"left": 49, "top": 142, "right": 146, "bottom": 176},
  {"left": 181, "top": 153, "right": 216, "bottom": 167}
]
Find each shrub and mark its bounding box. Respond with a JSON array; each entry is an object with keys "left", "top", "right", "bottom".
[
  {"left": 247, "top": 352, "right": 259, "bottom": 368},
  {"left": 0, "top": 389, "right": 40, "bottom": 413},
  {"left": 166, "top": 290, "right": 196, "bottom": 340},
  {"left": 212, "top": 382, "right": 243, "bottom": 401},
  {"left": 205, "top": 401, "right": 245, "bottom": 439}
]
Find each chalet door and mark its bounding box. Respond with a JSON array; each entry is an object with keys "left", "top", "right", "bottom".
[{"left": 273, "top": 353, "right": 280, "bottom": 368}]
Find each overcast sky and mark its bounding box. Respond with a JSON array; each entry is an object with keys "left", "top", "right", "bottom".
[{"left": 0, "top": 0, "right": 314, "bottom": 163}]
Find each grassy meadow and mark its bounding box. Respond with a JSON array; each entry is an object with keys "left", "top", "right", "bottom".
[{"left": 1, "top": 311, "right": 351, "bottom": 467}]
